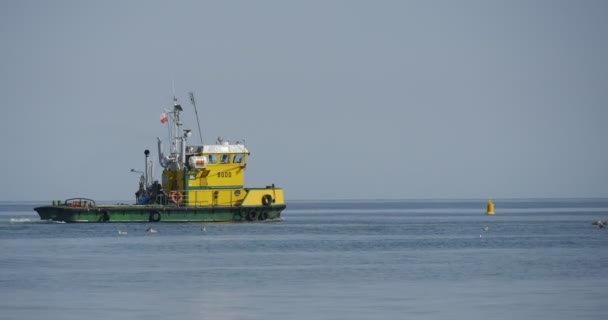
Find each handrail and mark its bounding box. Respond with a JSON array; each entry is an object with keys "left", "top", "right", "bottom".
[
  {"left": 64, "top": 198, "right": 96, "bottom": 207},
  {"left": 162, "top": 190, "right": 240, "bottom": 208}
]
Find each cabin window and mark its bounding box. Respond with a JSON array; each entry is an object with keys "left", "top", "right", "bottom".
[
  {"left": 207, "top": 154, "right": 218, "bottom": 164},
  {"left": 220, "top": 154, "right": 230, "bottom": 164},
  {"left": 233, "top": 154, "right": 244, "bottom": 164}
]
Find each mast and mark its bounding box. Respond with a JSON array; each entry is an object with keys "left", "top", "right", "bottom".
[
  {"left": 158, "top": 83, "right": 193, "bottom": 171},
  {"left": 189, "top": 92, "right": 204, "bottom": 146},
  {"left": 172, "top": 99, "right": 184, "bottom": 169}
]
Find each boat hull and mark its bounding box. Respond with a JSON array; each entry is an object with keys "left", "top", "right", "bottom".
[{"left": 34, "top": 204, "right": 286, "bottom": 223}]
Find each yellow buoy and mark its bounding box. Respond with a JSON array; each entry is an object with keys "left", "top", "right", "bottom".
[{"left": 486, "top": 199, "right": 495, "bottom": 215}]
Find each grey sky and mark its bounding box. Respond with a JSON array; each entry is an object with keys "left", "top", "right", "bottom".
[{"left": 1, "top": 0, "right": 607, "bottom": 201}]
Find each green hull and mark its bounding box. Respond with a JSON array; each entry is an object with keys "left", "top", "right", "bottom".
[{"left": 34, "top": 204, "right": 286, "bottom": 223}]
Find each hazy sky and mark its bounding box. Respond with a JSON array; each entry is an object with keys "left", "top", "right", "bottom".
[{"left": 1, "top": 0, "right": 607, "bottom": 201}]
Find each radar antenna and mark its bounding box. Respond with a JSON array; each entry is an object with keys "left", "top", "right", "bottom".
[{"left": 189, "top": 91, "right": 204, "bottom": 145}]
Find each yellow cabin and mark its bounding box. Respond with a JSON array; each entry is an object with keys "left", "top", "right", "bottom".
[{"left": 160, "top": 139, "right": 284, "bottom": 208}]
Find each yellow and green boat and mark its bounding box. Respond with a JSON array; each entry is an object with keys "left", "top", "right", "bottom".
[{"left": 34, "top": 94, "right": 286, "bottom": 223}]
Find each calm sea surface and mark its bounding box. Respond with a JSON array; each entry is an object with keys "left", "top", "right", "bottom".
[{"left": 1, "top": 199, "right": 607, "bottom": 320}]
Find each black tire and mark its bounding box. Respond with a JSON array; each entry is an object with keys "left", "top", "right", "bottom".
[
  {"left": 235, "top": 209, "right": 246, "bottom": 221},
  {"left": 262, "top": 194, "right": 273, "bottom": 206},
  {"left": 259, "top": 211, "right": 269, "bottom": 221},
  {"left": 247, "top": 210, "right": 258, "bottom": 221},
  {"left": 102, "top": 211, "right": 110, "bottom": 222},
  {"left": 149, "top": 211, "right": 161, "bottom": 222}
]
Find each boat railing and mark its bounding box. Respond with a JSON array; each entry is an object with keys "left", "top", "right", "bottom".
[
  {"left": 60, "top": 198, "right": 96, "bottom": 207},
  {"left": 163, "top": 190, "right": 241, "bottom": 208}
]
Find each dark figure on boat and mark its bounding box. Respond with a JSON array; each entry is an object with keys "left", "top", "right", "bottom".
[{"left": 135, "top": 180, "right": 167, "bottom": 205}]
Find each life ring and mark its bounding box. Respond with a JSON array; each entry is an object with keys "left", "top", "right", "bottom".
[
  {"left": 261, "top": 194, "right": 273, "bottom": 206},
  {"left": 259, "top": 211, "right": 269, "bottom": 221},
  {"left": 247, "top": 210, "right": 258, "bottom": 221},
  {"left": 102, "top": 210, "right": 110, "bottom": 222},
  {"left": 170, "top": 192, "right": 184, "bottom": 204},
  {"left": 149, "top": 211, "right": 161, "bottom": 222}
]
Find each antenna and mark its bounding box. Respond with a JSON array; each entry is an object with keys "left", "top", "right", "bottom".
[
  {"left": 170, "top": 81, "right": 183, "bottom": 155},
  {"left": 172, "top": 80, "right": 177, "bottom": 104},
  {"left": 189, "top": 91, "right": 204, "bottom": 145}
]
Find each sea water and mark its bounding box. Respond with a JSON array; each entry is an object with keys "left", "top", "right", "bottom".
[{"left": 1, "top": 199, "right": 607, "bottom": 320}]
